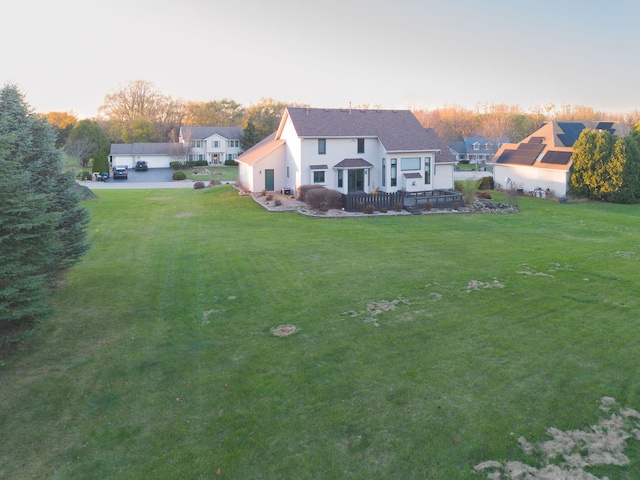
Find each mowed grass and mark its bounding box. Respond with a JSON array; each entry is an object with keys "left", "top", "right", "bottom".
[{"left": 1, "top": 185, "right": 640, "bottom": 479}]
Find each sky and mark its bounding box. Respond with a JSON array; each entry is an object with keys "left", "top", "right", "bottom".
[{"left": 2, "top": 0, "right": 639, "bottom": 118}]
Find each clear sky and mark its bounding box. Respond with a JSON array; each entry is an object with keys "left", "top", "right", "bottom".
[{"left": 2, "top": 0, "right": 639, "bottom": 118}]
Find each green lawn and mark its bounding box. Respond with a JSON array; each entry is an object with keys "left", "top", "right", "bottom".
[
  {"left": 2, "top": 186, "right": 640, "bottom": 479},
  {"left": 183, "top": 165, "right": 238, "bottom": 182}
]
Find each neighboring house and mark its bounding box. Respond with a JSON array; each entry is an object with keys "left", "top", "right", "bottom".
[
  {"left": 109, "top": 142, "right": 178, "bottom": 169},
  {"left": 179, "top": 126, "right": 244, "bottom": 165},
  {"left": 237, "top": 107, "right": 455, "bottom": 194},
  {"left": 490, "top": 121, "right": 630, "bottom": 197},
  {"left": 447, "top": 137, "right": 509, "bottom": 164}
]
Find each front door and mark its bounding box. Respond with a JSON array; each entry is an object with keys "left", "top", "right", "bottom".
[
  {"left": 265, "top": 169, "right": 274, "bottom": 191},
  {"left": 348, "top": 169, "right": 365, "bottom": 193}
]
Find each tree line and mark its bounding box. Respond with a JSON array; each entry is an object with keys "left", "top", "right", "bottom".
[{"left": 1, "top": 84, "right": 91, "bottom": 338}]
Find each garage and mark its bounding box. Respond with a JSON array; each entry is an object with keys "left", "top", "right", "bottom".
[{"left": 109, "top": 142, "right": 178, "bottom": 169}]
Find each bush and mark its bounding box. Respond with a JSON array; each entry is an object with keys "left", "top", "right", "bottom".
[
  {"left": 194, "top": 160, "right": 208, "bottom": 167},
  {"left": 266, "top": 194, "right": 274, "bottom": 201},
  {"left": 170, "top": 161, "right": 183, "bottom": 170},
  {"left": 459, "top": 160, "right": 470, "bottom": 165},
  {"left": 173, "top": 171, "right": 187, "bottom": 181},
  {"left": 193, "top": 181, "right": 205, "bottom": 189},
  {"left": 297, "top": 184, "right": 325, "bottom": 201},
  {"left": 477, "top": 176, "right": 495, "bottom": 190},
  {"left": 423, "top": 201, "right": 433, "bottom": 211},
  {"left": 274, "top": 199, "right": 282, "bottom": 206},
  {"left": 305, "top": 187, "right": 343, "bottom": 210},
  {"left": 364, "top": 205, "right": 375, "bottom": 214},
  {"left": 452, "top": 201, "right": 460, "bottom": 210},
  {"left": 476, "top": 191, "right": 492, "bottom": 199},
  {"left": 224, "top": 159, "right": 237, "bottom": 166},
  {"left": 395, "top": 202, "right": 404, "bottom": 212},
  {"left": 76, "top": 171, "right": 92, "bottom": 181},
  {"left": 357, "top": 201, "right": 364, "bottom": 212},
  {"left": 209, "top": 179, "right": 222, "bottom": 186},
  {"left": 380, "top": 207, "right": 388, "bottom": 213}
]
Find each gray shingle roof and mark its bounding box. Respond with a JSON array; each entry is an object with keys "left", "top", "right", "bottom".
[
  {"left": 180, "top": 126, "right": 243, "bottom": 140},
  {"left": 110, "top": 143, "right": 173, "bottom": 155},
  {"left": 285, "top": 107, "right": 442, "bottom": 153},
  {"left": 333, "top": 158, "right": 374, "bottom": 168}
]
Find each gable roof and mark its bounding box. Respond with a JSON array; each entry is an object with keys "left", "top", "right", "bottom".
[
  {"left": 492, "top": 121, "right": 630, "bottom": 171},
  {"left": 180, "top": 126, "right": 244, "bottom": 140},
  {"left": 235, "top": 132, "right": 285, "bottom": 166},
  {"left": 110, "top": 142, "right": 173, "bottom": 155},
  {"left": 279, "top": 107, "right": 443, "bottom": 153}
]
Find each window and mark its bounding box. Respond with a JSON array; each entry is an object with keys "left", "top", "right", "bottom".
[
  {"left": 287, "top": 166, "right": 290, "bottom": 178},
  {"left": 390, "top": 158, "right": 397, "bottom": 187},
  {"left": 226, "top": 153, "right": 237, "bottom": 161},
  {"left": 424, "top": 157, "right": 431, "bottom": 184},
  {"left": 318, "top": 139, "right": 326, "bottom": 155},
  {"left": 401, "top": 157, "right": 420, "bottom": 171},
  {"left": 227, "top": 140, "right": 239, "bottom": 148},
  {"left": 194, "top": 140, "right": 203, "bottom": 148},
  {"left": 382, "top": 159, "right": 386, "bottom": 187},
  {"left": 313, "top": 171, "right": 325, "bottom": 183},
  {"left": 473, "top": 142, "right": 480, "bottom": 150},
  {"left": 357, "top": 138, "right": 365, "bottom": 154},
  {"left": 337, "top": 169, "right": 343, "bottom": 188},
  {"left": 198, "top": 154, "right": 204, "bottom": 161},
  {"left": 212, "top": 140, "right": 219, "bottom": 148}
]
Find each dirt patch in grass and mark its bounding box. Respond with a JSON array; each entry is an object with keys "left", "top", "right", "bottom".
[
  {"left": 270, "top": 325, "right": 300, "bottom": 337},
  {"left": 464, "top": 279, "right": 504, "bottom": 292},
  {"left": 475, "top": 397, "right": 640, "bottom": 479},
  {"left": 342, "top": 295, "right": 411, "bottom": 326}
]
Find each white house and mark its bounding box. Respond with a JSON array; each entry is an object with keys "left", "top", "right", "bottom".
[
  {"left": 237, "top": 107, "right": 455, "bottom": 194},
  {"left": 491, "top": 121, "right": 630, "bottom": 197},
  {"left": 109, "top": 142, "right": 179, "bottom": 169},
  {"left": 448, "top": 137, "right": 509, "bottom": 164},
  {"left": 179, "top": 126, "right": 244, "bottom": 165}
]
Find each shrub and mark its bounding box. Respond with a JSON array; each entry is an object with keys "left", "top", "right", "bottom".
[
  {"left": 266, "top": 194, "right": 274, "bottom": 201},
  {"left": 364, "top": 204, "right": 375, "bottom": 214},
  {"left": 380, "top": 207, "right": 388, "bottom": 213},
  {"left": 193, "top": 181, "right": 205, "bottom": 189},
  {"left": 305, "top": 187, "right": 343, "bottom": 210},
  {"left": 209, "top": 179, "right": 222, "bottom": 186},
  {"left": 173, "top": 171, "right": 187, "bottom": 181},
  {"left": 395, "top": 202, "right": 404, "bottom": 212},
  {"left": 476, "top": 191, "right": 492, "bottom": 199},
  {"left": 274, "top": 199, "right": 282, "bottom": 206},
  {"left": 224, "top": 159, "right": 237, "bottom": 166},
  {"left": 454, "top": 180, "right": 465, "bottom": 192},
  {"left": 194, "top": 160, "right": 208, "bottom": 167},
  {"left": 76, "top": 171, "right": 92, "bottom": 181},
  {"left": 477, "top": 176, "right": 495, "bottom": 190},
  {"left": 459, "top": 160, "right": 470, "bottom": 164},
  {"left": 423, "top": 201, "right": 433, "bottom": 211},
  {"left": 452, "top": 201, "right": 460, "bottom": 210},
  {"left": 357, "top": 201, "right": 364, "bottom": 212},
  {"left": 297, "top": 184, "right": 325, "bottom": 201},
  {"left": 170, "top": 161, "right": 183, "bottom": 170}
]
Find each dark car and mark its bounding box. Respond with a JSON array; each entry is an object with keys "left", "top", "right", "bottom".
[
  {"left": 113, "top": 165, "right": 128, "bottom": 179},
  {"left": 134, "top": 160, "right": 148, "bottom": 171}
]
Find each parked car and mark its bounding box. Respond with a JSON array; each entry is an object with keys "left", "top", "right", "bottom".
[
  {"left": 134, "top": 160, "right": 148, "bottom": 171},
  {"left": 113, "top": 165, "right": 128, "bottom": 179}
]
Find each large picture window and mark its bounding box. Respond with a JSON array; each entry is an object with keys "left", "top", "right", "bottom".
[{"left": 401, "top": 157, "right": 421, "bottom": 171}]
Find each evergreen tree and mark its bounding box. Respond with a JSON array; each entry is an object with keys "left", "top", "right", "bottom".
[
  {"left": 0, "top": 83, "right": 91, "bottom": 329},
  {"left": 241, "top": 118, "right": 262, "bottom": 150}
]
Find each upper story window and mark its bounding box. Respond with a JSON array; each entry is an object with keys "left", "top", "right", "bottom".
[
  {"left": 227, "top": 140, "right": 239, "bottom": 148},
  {"left": 318, "top": 139, "right": 326, "bottom": 155},
  {"left": 357, "top": 138, "right": 365, "bottom": 154},
  {"left": 212, "top": 140, "right": 220, "bottom": 148},
  {"left": 401, "top": 157, "right": 421, "bottom": 171},
  {"left": 424, "top": 157, "right": 431, "bottom": 184},
  {"left": 473, "top": 142, "right": 480, "bottom": 150}
]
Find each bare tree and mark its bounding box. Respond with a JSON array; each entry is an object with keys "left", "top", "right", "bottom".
[{"left": 65, "top": 138, "right": 97, "bottom": 167}]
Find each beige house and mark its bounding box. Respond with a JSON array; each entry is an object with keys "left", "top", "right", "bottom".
[{"left": 491, "top": 121, "right": 630, "bottom": 197}]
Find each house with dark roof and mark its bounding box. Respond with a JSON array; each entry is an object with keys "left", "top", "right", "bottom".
[
  {"left": 179, "top": 126, "right": 244, "bottom": 165},
  {"left": 237, "top": 107, "right": 455, "bottom": 194},
  {"left": 108, "top": 126, "right": 244, "bottom": 169},
  {"left": 447, "top": 137, "right": 509, "bottom": 164},
  {"left": 490, "top": 121, "right": 630, "bottom": 197}
]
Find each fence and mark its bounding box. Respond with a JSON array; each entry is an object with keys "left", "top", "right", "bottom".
[{"left": 341, "top": 190, "right": 464, "bottom": 212}]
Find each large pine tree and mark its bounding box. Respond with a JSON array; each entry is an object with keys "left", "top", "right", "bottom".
[{"left": 0, "top": 84, "right": 91, "bottom": 330}]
